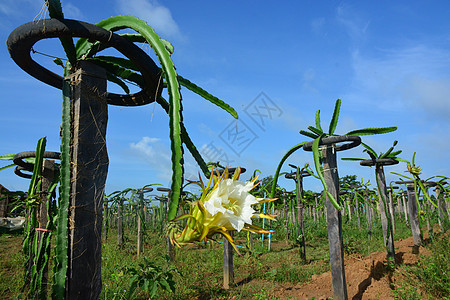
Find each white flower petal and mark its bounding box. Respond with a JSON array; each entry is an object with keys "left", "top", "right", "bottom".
[
  {"left": 201, "top": 175, "right": 269, "bottom": 232},
  {"left": 204, "top": 196, "right": 226, "bottom": 216},
  {"left": 227, "top": 215, "right": 245, "bottom": 231}
]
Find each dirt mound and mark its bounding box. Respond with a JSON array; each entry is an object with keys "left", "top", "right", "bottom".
[{"left": 271, "top": 235, "right": 430, "bottom": 299}]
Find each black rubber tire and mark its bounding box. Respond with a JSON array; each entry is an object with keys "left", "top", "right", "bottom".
[
  {"left": 7, "top": 19, "right": 162, "bottom": 106},
  {"left": 285, "top": 170, "right": 310, "bottom": 179},
  {"left": 14, "top": 165, "right": 33, "bottom": 179},
  {"left": 302, "top": 135, "right": 361, "bottom": 152},
  {"left": 285, "top": 172, "right": 295, "bottom": 179},
  {"left": 139, "top": 187, "right": 154, "bottom": 193},
  {"left": 154, "top": 196, "right": 168, "bottom": 201},
  {"left": 360, "top": 158, "right": 399, "bottom": 167},
  {"left": 13, "top": 151, "right": 60, "bottom": 179},
  {"left": 395, "top": 180, "right": 415, "bottom": 185},
  {"left": 13, "top": 151, "right": 61, "bottom": 170}
]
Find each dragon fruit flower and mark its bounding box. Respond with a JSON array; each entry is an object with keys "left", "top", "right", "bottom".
[{"left": 169, "top": 167, "right": 276, "bottom": 254}]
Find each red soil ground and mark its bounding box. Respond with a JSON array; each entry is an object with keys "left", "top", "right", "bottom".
[{"left": 268, "top": 235, "right": 431, "bottom": 299}]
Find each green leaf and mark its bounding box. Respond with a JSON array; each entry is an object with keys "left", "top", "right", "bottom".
[
  {"left": 45, "top": 0, "right": 77, "bottom": 65},
  {"left": 315, "top": 109, "right": 322, "bottom": 132},
  {"left": 326, "top": 191, "right": 341, "bottom": 210},
  {"left": 270, "top": 142, "right": 306, "bottom": 198},
  {"left": 417, "top": 180, "right": 438, "bottom": 208},
  {"left": 92, "top": 56, "right": 138, "bottom": 71},
  {"left": 159, "top": 278, "right": 172, "bottom": 292},
  {"left": 127, "top": 275, "right": 140, "bottom": 299},
  {"left": 386, "top": 150, "right": 402, "bottom": 158},
  {"left": 307, "top": 126, "right": 323, "bottom": 136},
  {"left": 345, "top": 126, "right": 397, "bottom": 136},
  {"left": 379, "top": 140, "right": 397, "bottom": 158},
  {"left": 120, "top": 33, "right": 147, "bottom": 43},
  {"left": 28, "top": 137, "right": 46, "bottom": 196},
  {"left": 161, "top": 39, "right": 174, "bottom": 55},
  {"left": 0, "top": 153, "right": 16, "bottom": 160},
  {"left": 53, "top": 58, "right": 64, "bottom": 67},
  {"left": 177, "top": 75, "right": 238, "bottom": 119},
  {"left": 106, "top": 72, "right": 130, "bottom": 94},
  {"left": 46, "top": 0, "right": 64, "bottom": 19},
  {"left": 157, "top": 97, "right": 210, "bottom": 177},
  {"left": 0, "top": 164, "right": 15, "bottom": 171},
  {"left": 390, "top": 171, "right": 413, "bottom": 181},
  {"left": 93, "top": 16, "right": 184, "bottom": 221},
  {"left": 311, "top": 135, "right": 341, "bottom": 210},
  {"left": 87, "top": 57, "right": 144, "bottom": 87},
  {"left": 360, "top": 142, "right": 378, "bottom": 159},
  {"left": 299, "top": 130, "right": 318, "bottom": 139},
  {"left": 394, "top": 157, "right": 409, "bottom": 164},
  {"left": 328, "top": 99, "right": 341, "bottom": 135},
  {"left": 312, "top": 137, "right": 326, "bottom": 190},
  {"left": 52, "top": 63, "right": 71, "bottom": 299}
]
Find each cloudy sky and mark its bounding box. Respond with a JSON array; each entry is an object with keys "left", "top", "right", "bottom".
[{"left": 0, "top": 1, "right": 449, "bottom": 196}]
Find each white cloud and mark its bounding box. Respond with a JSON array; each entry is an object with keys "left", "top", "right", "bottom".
[
  {"left": 116, "top": 0, "right": 182, "bottom": 39},
  {"left": 400, "top": 76, "right": 450, "bottom": 117},
  {"left": 64, "top": 3, "right": 85, "bottom": 20},
  {"left": 0, "top": 0, "right": 41, "bottom": 25},
  {"left": 349, "top": 46, "right": 450, "bottom": 117},
  {"left": 129, "top": 136, "right": 206, "bottom": 190},
  {"left": 336, "top": 3, "right": 370, "bottom": 43},
  {"left": 130, "top": 136, "right": 172, "bottom": 182},
  {"left": 301, "top": 68, "right": 319, "bottom": 94},
  {"left": 0, "top": 0, "right": 34, "bottom": 16}
]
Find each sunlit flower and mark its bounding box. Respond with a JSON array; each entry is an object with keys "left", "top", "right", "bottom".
[{"left": 168, "top": 167, "right": 276, "bottom": 254}]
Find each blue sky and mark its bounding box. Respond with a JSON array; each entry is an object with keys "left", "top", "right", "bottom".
[{"left": 1, "top": 1, "right": 449, "bottom": 196}]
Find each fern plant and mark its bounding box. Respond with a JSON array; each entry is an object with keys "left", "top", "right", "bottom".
[{"left": 125, "top": 256, "right": 180, "bottom": 299}]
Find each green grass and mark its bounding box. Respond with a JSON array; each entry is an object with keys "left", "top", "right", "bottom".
[
  {"left": 394, "top": 233, "right": 450, "bottom": 300},
  {"left": 0, "top": 212, "right": 447, "bottom": 299},
  {"left": 0, "top": 229, "right": 26, "bottom": 299}
]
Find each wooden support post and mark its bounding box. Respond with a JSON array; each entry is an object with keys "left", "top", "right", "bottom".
[
  {"left": 117, "top": 198, "right": 124, "bottom": 247},
  {"left": 0, "top": 185, "right": 10, "bottom": 218},
  {"left": 423, "top": 192, "right": 432, "bottom": 236},
  {"left": 388, "top": 190, "right": 396, "bottom": 234},
  {"left": 137, "top": 193, "right": 144, "bottom": 257},
  {"left": 35, "top": 159, "right": 55, "bottom": 298},
  {"left": 67, "top": 61, "right": 108, "bottom": 300},
  {"left": 322, "top": 145, "right": 347, "bottom": 300},
  {"left": 355, "top": 195, "right": 361, "bottom": 230},
  {"left": 315, "top": 195, "right": 319, "bottom": 221},
  {"left": 402, "top": 193, "right": 409, "bottom": 226},
  {"left": 365, "top": 202, "right": 371, "bottom": 231},
  {"left": 436, "top": 187, "right": 448, "bottom": 231},
  {"left": 406, "top": 184, "right": 422, "bottom": 253},
  {"left": 375, "top": 165, "right": 395, "bottom": 266},
  {"left": 223, "top": 235, "right": 234, "bottom": 289}
]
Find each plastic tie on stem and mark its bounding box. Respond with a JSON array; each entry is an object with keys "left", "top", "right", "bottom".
[{"left": 35, "top": 228, "right": 52, "bottom": 232}]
